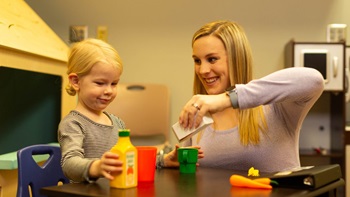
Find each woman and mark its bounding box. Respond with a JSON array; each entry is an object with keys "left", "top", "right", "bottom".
[{"left": 159, "top": 20, "right": 324, "bottom": 172}]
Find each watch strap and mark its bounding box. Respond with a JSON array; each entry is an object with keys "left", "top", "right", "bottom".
[{"left": 226, "top": 87, "right": 239, "bottom": 109}]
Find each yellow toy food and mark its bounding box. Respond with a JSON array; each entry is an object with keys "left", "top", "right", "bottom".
[{"left": 248, "top": 167, "right": 259, "bottom": 176}]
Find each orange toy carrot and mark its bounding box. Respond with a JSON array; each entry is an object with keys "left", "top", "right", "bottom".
[
  {"left": 230, "top": 175, "right": 272, "bottom": 189},
  {"left": 254, "top": 178, "right": 279, "bottom": 186}
]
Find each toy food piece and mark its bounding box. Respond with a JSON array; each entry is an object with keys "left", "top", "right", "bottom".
[{"left": 229, "top": 175, "right": 272, "bottom": 190}]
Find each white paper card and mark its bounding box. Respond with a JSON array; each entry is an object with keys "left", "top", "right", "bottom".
[{"left": 172, "top": 114, "right": 213, "bottom": 142}]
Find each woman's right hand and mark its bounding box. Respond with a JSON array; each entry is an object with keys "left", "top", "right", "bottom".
[{"left": 163, "top": 144, "right": 180, "bottom": 168}]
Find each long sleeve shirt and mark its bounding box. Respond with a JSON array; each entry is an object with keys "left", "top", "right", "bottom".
[
  {"left": 58, "top": 110, "right": 125, "bottom": 182},
  {"left": 184, "top": 67, "right": 324, "bottom": 172}
]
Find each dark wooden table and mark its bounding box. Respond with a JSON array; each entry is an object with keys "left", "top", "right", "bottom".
[{"left": 41, "top": 167, "right": 344, "bottom": 197}]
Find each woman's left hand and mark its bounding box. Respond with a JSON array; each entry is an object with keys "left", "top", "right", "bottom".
[
  {"left": 179, "top": 93, "right": 231, "bottom": 129},
  {"left": 163, "top": 145, "right": 204, "bottom": 167}
]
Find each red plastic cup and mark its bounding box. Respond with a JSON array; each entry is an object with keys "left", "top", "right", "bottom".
[{"left": 136, "top": 146, "right": 157, "bottom": 182}]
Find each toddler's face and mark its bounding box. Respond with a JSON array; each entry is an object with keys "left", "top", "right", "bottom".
[{"left": 77, "top": 62, "right": 121, "bottom": 113}]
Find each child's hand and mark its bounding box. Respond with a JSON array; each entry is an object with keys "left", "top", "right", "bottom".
[{"left": 89, "top": 152, "right": 123, "bottom": 180}]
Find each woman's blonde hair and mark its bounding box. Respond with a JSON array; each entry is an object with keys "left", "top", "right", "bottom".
[
  {"left": 192, "top": 20, "right": 267, "bottom": 145},
  {"left": 65, "top": 38, "right": 123, "bottom": 96}
]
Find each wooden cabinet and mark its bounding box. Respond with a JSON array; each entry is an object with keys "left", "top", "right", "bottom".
[
  {"left": 298, "top": 92, "right": 345, "bottom": 170},
  {"left": 285, "top": 41, "right": 347, "bottom": 196}
]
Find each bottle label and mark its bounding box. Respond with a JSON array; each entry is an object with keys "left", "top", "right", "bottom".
[{"left": 125, "top": 151, "right": 136, "bottom": 186}]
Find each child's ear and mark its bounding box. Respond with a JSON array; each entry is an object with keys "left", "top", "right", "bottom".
[{"left": 68, "top": 73, "right": 80, "bottom": 90}]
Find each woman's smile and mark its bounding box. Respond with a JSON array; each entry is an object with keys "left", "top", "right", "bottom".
[{"left": 204, "top": 76, "right": 219, "bottom": 84}]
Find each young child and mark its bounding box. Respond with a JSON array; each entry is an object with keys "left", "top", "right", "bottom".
[{"left": 58, "top": 38, "right": 125, "bottom": 182}]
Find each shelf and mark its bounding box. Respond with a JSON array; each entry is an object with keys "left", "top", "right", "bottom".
[{"left": 300, "top": 149, "right": 343, "bottom": 158}]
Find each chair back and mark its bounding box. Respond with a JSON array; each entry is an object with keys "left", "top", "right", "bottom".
[
  {"left": 16, "top": 144, "right": 69, "bottom": 197},
  {"left": 106, "top": 83, "right": 170, "bottom": 151}
]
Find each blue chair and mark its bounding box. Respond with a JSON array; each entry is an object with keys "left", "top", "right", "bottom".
[{"left": 16, "top": 144, "right": 69, "bottom": 197}]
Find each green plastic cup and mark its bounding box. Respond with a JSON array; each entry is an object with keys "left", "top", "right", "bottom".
[{"left": 177, "top": 147, "right": 198, "bottom": 173}]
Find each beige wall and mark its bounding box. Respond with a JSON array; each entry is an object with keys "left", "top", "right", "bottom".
[{"left": 25, "top": 0, "right": 350, "bottom": 146}]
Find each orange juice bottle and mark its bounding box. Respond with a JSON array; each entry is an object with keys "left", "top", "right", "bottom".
[{"left": 110, "top": 129, "right": 138, "bottom": 188}]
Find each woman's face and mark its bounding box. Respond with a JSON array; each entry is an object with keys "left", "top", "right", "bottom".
[{"left": 192, "top": 35, "right": 230, "bottom": 95}]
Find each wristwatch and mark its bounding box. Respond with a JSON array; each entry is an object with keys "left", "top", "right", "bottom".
[{"left": 225, "top": 86, "right": 239, "bottom": 109}]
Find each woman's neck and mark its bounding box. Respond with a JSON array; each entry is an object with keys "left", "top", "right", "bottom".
[{"left": 211, "top": 108, "right": 239, "bottom": 131}]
